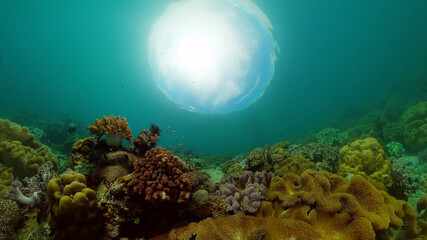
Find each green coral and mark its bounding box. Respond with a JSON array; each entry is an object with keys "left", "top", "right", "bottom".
[
  {"left": 315, "top": 128, "right": 348, "bottom": 146},
  {"left": 401, "top": 101, "right": 427, "bottom": 153},
  {"left": 386, "top": 141, "right": 405, "bottom": 158},
  {"left": 0, "top": 199, "right": 19, "bottom": 239}
]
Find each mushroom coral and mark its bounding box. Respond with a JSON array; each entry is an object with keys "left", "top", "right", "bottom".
[
  {"left": 88, "top": 115, "right": 132, "bottom": 147},
  {"left": 168, "top": 214, "right": 323, "bottom": 240},
  {"left": 126, "top": 146, "right": 193, "bottom": 203},
  {"left": 337, "top": 137, "right": 392, "bottom": 189},
  {"left": 47, "top": 171, "right": 102, "bottom": 239},
  {"left": 262, "top": 170, "right": 420, "bottom": 240}
]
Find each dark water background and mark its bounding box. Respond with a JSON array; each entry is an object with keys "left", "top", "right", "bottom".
[{"left": 0, "top": 0, "right": 426, "bottom": 154}]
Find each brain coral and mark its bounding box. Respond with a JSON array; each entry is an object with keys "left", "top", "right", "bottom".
[
  {"left": 401, "top": 101, "right": 427, "bottom": 152},
  {"left": 168, "top": 214, "right": 322, "bottom": 240},
  {"left": 265, "top": 170, "right": 420, "bottom": 240},
  {"left": 126, "top": 146, "right": 193, "bottom": 203},
  {"left": 47, "top": 171, "right": 102, "bottom": 239},
  {"left": 88, "top": 115, "right": 132, "bottom": 147},
  {"left": 338, "top": 137, "right": 392, "bottom": 189}
]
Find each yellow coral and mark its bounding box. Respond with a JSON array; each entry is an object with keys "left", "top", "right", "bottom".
[
  {"left": 0, "top": 163, "right": 13, "bottom": 198},
  {"left": 88, "top": 115, "right": 132, "bottom": 146},
  {"left": 0, "top": 140, "right": 57, "bottom": 178},
  {"left": 70, "top": 137, "right": 97, "bottom": 165},
  {"left": 273, "top": 155, "right": 314, "bottom": 176},
  {"left": 338, "top": 137, "right": 392, "bottom": 189},
  {"left": 169, "top": 214, "right": 323, "bottom": 240},
  {"left": 265, "top": 170, "right": 419, "bottom": 240},
  {"left": 0, "top": 118, "right": 40, "bottom": 149},
  {"left": 47, "top": 171, "right": 102, "bottom": 239}
]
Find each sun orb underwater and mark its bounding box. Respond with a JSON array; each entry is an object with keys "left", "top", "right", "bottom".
[{"left": 148, "top": 0, "right": 278, "bottom": 114}]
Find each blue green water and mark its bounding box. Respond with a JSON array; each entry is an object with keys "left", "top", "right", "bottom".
[{"left": 0, "top": 0, "right": 426, "bottom": 155}]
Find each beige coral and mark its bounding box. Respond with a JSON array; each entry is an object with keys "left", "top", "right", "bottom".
[{"left": 88, "top": 115, "right": 132, "bottom": 146}]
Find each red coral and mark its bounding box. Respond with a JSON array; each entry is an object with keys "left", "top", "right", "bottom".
[{"left": 127, "top": 147, "right": 192, "bottom": 203}]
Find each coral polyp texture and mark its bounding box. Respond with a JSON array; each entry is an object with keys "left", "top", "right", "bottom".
[
  {"left": 401, "top": 101, "right": 427, "bottom": 152},
  {"left": 126, "top": 146, "right": 193, "bottom": 203},
  {"left": 88, "top": 115, "right": 132, "bottom": 147},
  {"left": 337, "top": 137, "right": 392, "bottom": 189},
  {"left": 264, "top": 170, "right": 420, "bottom": 240},
  {"left": 0, "top": 118, "right": 57, "bottom": 178},
  {"left": 208, "top": 171, "right": 271, "bottom": 215},
  {"left": 168, "top": 214, "right": 323, "bottom": 240},
  {"left": 47, "top": 171, "right": 102, "bottom": 239}
]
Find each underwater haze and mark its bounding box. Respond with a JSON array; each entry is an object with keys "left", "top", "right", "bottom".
[{"left": 1, "top": 0, "right": 427, "bottom": 155}]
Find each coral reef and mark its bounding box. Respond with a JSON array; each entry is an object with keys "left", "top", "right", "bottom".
[
  {"left": 244, "top": 145, "right": 272, "bottom": 171},
  {"left": 95, "top": 150, "right": 138, "bottom": 183},
  {"left": 418, "top": 148, "right": 427, "bottom": 164},
  {"left": 0, "top": 199, "right": 19, "bottom": 239},
  {"left": 126, "top": 147, "right": 193, "bottom": 203},
  {"left": 88, "top": 115, "right": 132, "bottom": 147},
  {"left": 47, "top": 171, "right": 102, "bottom": 239},
  {"left": 288, "top": 142, "right": 339, "bottom": 173},
  {"left": 315, "top": 127, "right": 348, "bottom": 146},
  {"left": 265, "top": 170, "right": 420, "bottom": 239},
  {"left": 401, "top": 101, "right": 427, "bottom": 153},
  {"left": 386, "top": 141, "right": 405, "bottom": 158},
  {"left": 208, "top": 171, "right": 271, "bottom": 215},
  {"left": 133, "top": 124, "right": 160, "bottom": 155},
  {"left": 273, "top": 155, "right": 314, "bottom": 176},
  {"left": 338, "top": 137, "right": 392, "bottom": 189},
  {"left": 5, "top": 161, "right": 57, "bottom": 214},
  {"left": 0, "top": 118, "right": 57, "bottom": 178},
  {"left": 220, "top": 157, "right": 246, "bottom": 177},
  {"left": 389, "top": 157, "right": 422, "bottom": 200},
  {"left": 0, "top": 163, "right": 13, "bottom": 198},
  {"left": 168, "top": 214, "right": 323, "bottom": 240},
  {"left": 382, "top": 122, "right": 404, "bottom": 143},
  {"left": 70, "top": 137, "right": 97, "bottom": 165}
]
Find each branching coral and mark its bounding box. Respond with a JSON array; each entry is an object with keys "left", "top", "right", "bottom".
[
  {"left": 133, "top": 124, "right": 160, "bottom": 155},
  {"left": 338, "top": 137, "right": 392, "bottom": 189},
  {"left": 168, "top": 214, "right": 323, "bottom": 240},
  {"left": 265, "top": 170, "right": 420, "bottom": 239},
  {"left": 315, "top": 128, "right": 348, "bottom": 146},
  {"left": 88, "top": 115, "right": 132, "bottom": 147},
  {"left": 126, "top": 146, "right": 193, "bottom": 203},
  {"left": 401, "top": 101, "right": 427, "bottom": 153},
  {"left": 208, "top": 171, "right": 271, "bottom": 215},
  {"left": 47, "top": 171, "right": 102, "bottom": 239}
]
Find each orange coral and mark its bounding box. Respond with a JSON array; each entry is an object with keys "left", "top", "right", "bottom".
[
  {"left": 265, "top": 170, "right": 419, "bottom": 240},
  {"left": 88, "top": 115, "right": 132, "bottom": 146},
  {"left": 168, "top": 214, "right": 323, "bottom": 239}
]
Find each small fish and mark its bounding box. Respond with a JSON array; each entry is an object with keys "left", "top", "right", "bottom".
[
  {"left": 168, "top": 145, "right": 172, "bottom": 148},
  {"left": 167, "top": 126, "right": 171, "bottom": 128},
  {"left": 190, "top": 167, "right": 194, "bottom": 171},
  {"left": 174, "top": 136, "right": 178, "bottom": 139},
  {"left": 167, "top": 162, "right": 174, "bottom": 167},
  {"left": 178, "top": 143, "right": 183, "bottom": 146},
  {"left": 182, "top": 136, "right": 185, "bottom": 139},
  {"left": 173, "top": 147, "right": 175, "bottom": 149},
  {"left": 180, "top": 139, "right": 184, "bottom": 142},
  {"left": 172, "top": 130, "right": 176, "bottom": 133}
]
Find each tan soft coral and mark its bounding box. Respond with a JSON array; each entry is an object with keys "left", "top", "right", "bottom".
[
  {"left": 0, "top": 163, "right": 13, "bottom": 197},
  {"left": 338, "top": 137, "right": 392, "bottom": 189},
  {"left": 88, "top": 115, "right": 132, "bottom": 147},
  {"left": 273, "top": 155, "right": 314, "bottom": 176},
  {"left": 401, "top": 101, "right": 427, "bottom": 152},
  {"left": 168, "top": 214, "right": 323, "bottom": 240},
  {"left": 126, "top": 147, "right": 193, "bottom": 203},
  {"left": 264, "top": 170, "right": 419, "bottom": 240},
  {"left": 0, "top": 118, "right": 40, "bottom": 149}
]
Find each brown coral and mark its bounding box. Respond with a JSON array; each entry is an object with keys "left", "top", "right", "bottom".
[
  {"left": 0, "top": 163, "right": 13, "bottom": 197},
  {"left": 0, "top": 118, "right": 40, "bottom": 149},
  {"left": 88, "top": 115, "right": 132, "bottom": 147},
  {"left": 273, "top": 155, "right": 314, "bottom": 176},
  {"left": 133, "top": 124, "right": 160, "bottom": 155},
  {"left": 168, "top": 214, "right": 323, "bottom": 240},
  {"left": 126, "top": 147, "right": 193, "bottom": 203}
]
